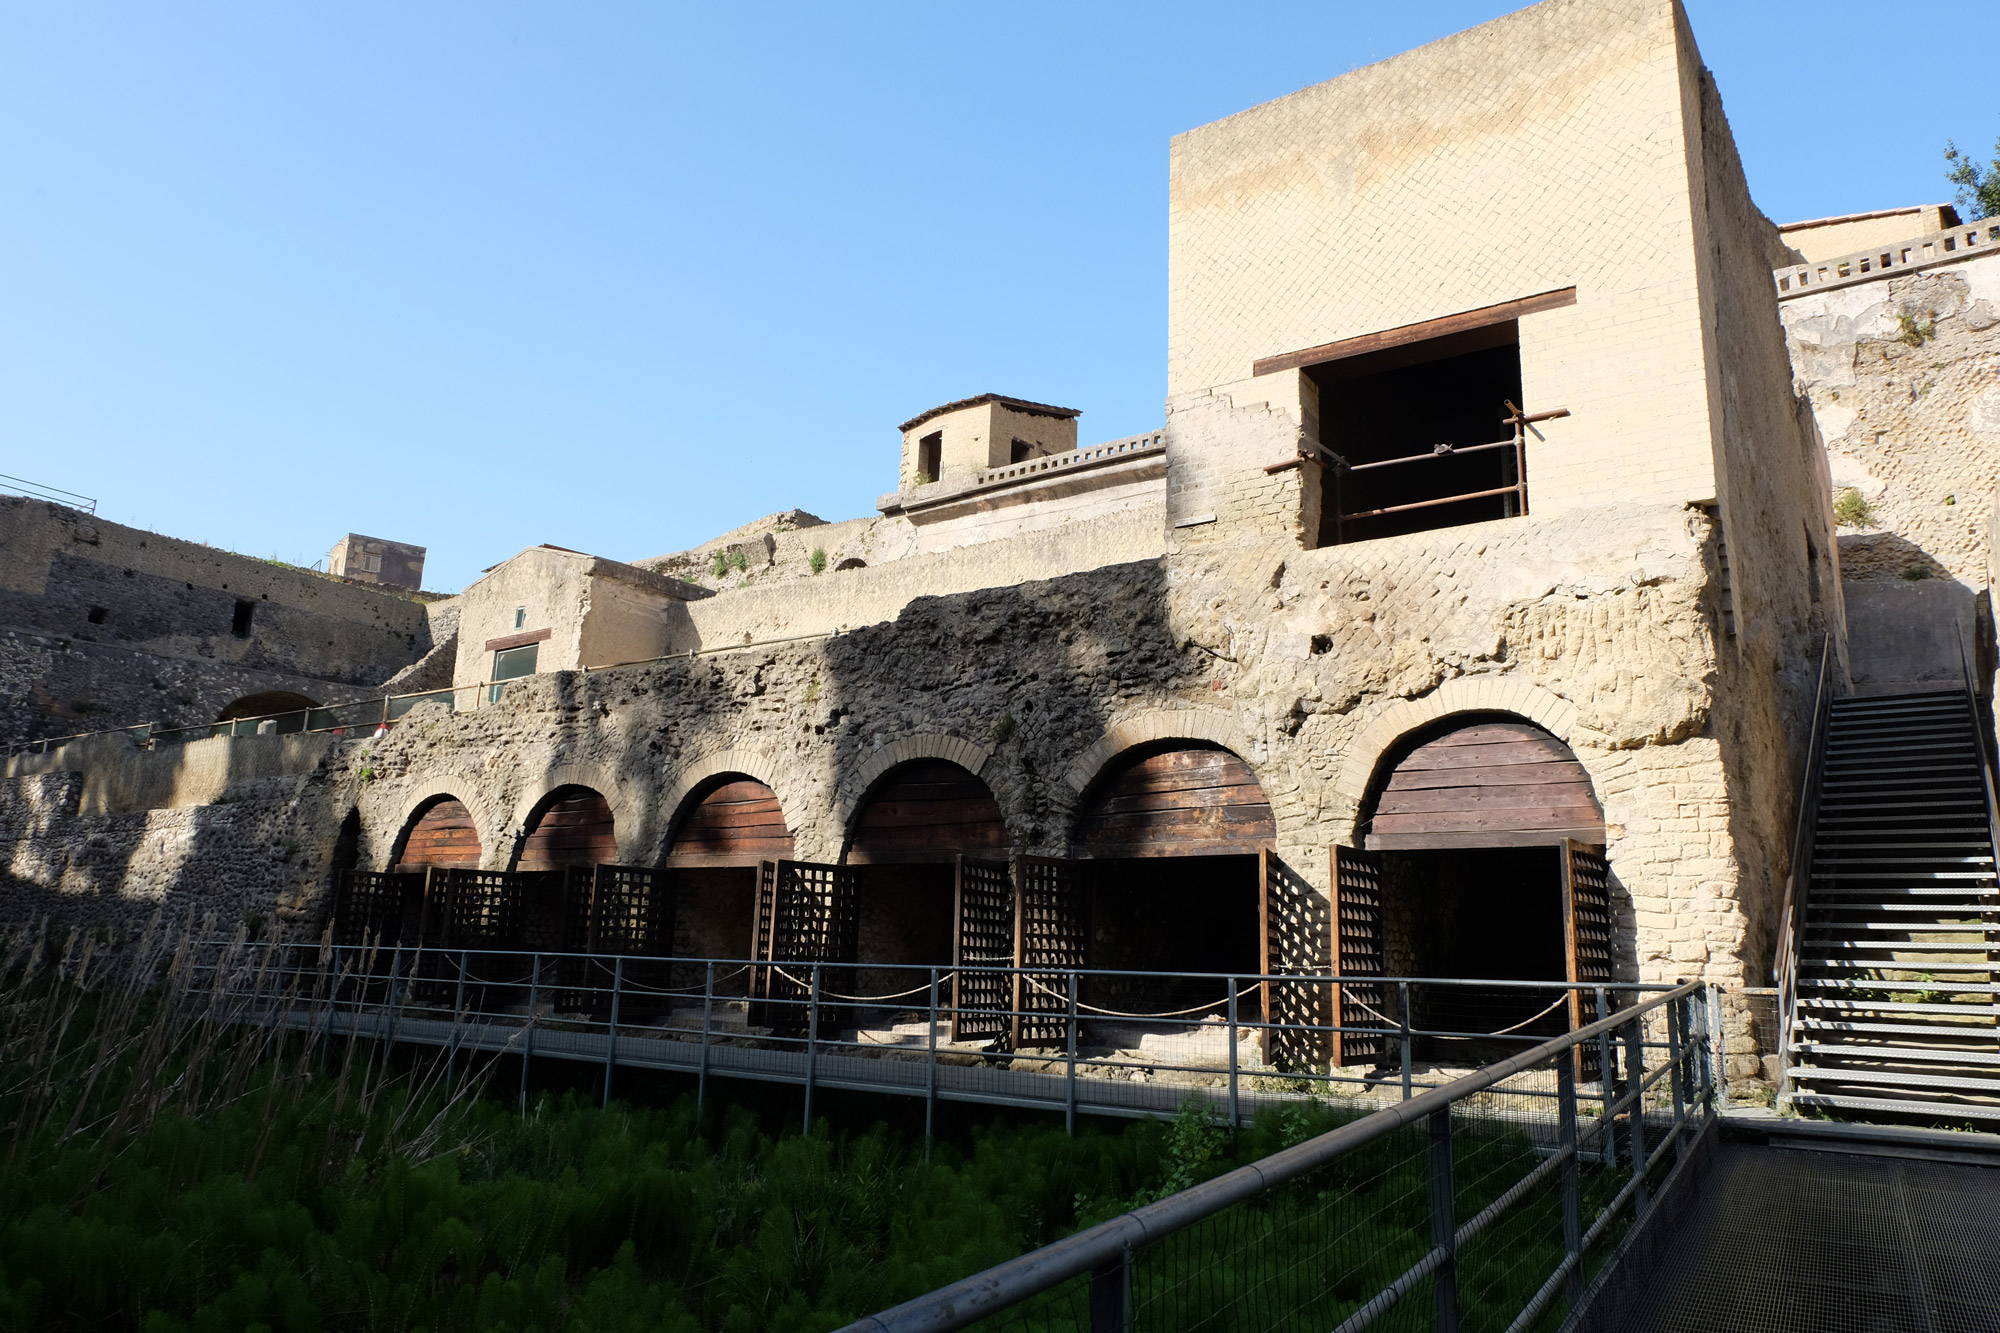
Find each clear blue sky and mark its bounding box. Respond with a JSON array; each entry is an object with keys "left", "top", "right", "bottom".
[{"left": 4, "top": 2, "right": 1995, "bottom": 593}]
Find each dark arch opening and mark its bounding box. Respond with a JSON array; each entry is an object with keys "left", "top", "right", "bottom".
[
  {"left": 843, "top": 758, "right": 1009, "bottom": 987},
  {"left": 835, "top": 557, "right": 867, "bottom": 571},
  {"left": 1071, "top": 740, "right": 1272, "bottom": 1012},
  {"left": 391, "top": 794, "right": 484, "bottom": 871},
  {"left": 1358, "top": 714, "right": 1608, "bottom": 1052},
  {"left": 217, "top": 690, "right": 320, "bottom": 731},
  {"left": 513, "top": 785, "right": 617, "bottom": 872},
  {"left": 663, "top": 774, "right": 794, "bottom": 960}
]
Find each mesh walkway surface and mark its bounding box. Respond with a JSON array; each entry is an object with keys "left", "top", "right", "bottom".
[{"left": 1619, "top": 1142, "right": 2000, "bottom": 1333}]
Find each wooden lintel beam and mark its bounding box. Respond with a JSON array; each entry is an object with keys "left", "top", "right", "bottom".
[{"left": 1252, "top": 287, "right": 1578, "bottom": 377}]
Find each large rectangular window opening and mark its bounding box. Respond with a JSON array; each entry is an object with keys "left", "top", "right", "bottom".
[{"left": 1307, "top": 322, "right": 1526, "bottom": 546}]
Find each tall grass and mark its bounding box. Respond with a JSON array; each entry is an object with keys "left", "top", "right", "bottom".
[
  {"left": 0, "top": 921, "right": 1308, "bottom": 1331},
  {"left": 0, "top": 923, "right": 1606, "bottom": 1332}
]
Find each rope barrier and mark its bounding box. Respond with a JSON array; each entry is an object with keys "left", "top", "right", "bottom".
[
  {"left": 770, "top": 967, "right": 959, "bottom": 1003},
  {"left": 1022, "top": 973, "right": 1265, "bottom": 1020}
]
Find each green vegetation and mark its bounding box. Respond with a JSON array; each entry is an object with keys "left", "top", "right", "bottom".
[
  {"left": 1832, "top": 487, "right": 1873, "bottom": 528},
  {"left": 809, "top": 547, "right": 827, "bottom": 576},
  {"left": 0, "top": 928, "right": 1623, "bottom": 1331},
  {"left": 1897, "top": 312, "right": 1937, "bottom": 348},
  {"left": 1946, "top": 133, "right": 2000, "bottom": 219},
  {"left": 1903, "top": 564, "right": 1934, "bottom": 581}
]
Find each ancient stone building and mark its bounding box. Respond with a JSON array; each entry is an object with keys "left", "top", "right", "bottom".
[{"left": 3, "top": 0, "right": 1924, "bottom": 1085}]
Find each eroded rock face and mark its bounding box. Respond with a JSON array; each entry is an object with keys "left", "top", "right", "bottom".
[{"left": 1783, "top": 257, "right": 2000, "bottom": 583}]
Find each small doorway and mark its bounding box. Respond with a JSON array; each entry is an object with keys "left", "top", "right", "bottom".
[
  {"left": 1071, "top": 742, "right": 1275, "bottom": 1017},
  {"left": 662, "top": 775, "right": 795, "bottom": 961},
  {"left": 844, "top": 759, "right": 1010, "bottom": 993},
  {"left": 1352, "top": 716, "right": 1613, "bottom": 1062}
]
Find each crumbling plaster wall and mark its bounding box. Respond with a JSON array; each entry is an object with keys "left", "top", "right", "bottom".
[
  {"left": 2, "top": 509, "right": 1771, "bottom": 1071},
  {"left": 0, "top": 498, "right": 437, "bottom": 747},
  {"left": 1675, "top": 44, "right": 1844, "bottom": 988},
  {"left": 1780, "top": 249, "right": 2000, "bottom": 587}
]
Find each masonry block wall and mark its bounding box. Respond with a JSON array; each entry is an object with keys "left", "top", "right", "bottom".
[
  {"left": 1166, "top": 0, "right": 1721, "bottom": 520},
  {"left": 0, "top": 498, "right": 438, "bottom": 747}
]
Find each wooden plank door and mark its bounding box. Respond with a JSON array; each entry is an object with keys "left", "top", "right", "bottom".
[
  {"left": 1560, "top": 838, "right": 1616, "bottom": 1079},
  {"left": 1011, "top": 856, "right": 1087, "bottom": 1049},
  {"left": 951, "top": 856, "right": 1014, "bottom": 1042},
  {"left": 1330, "top": 845, "right": 1388, "bottom": 1067},
  {"left": 1259, "top": 849, "right": 1332, "bottom": 1072}
]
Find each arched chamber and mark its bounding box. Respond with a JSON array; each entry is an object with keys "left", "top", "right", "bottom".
[{"left": 1340, "top": 717, "right": 1615, "bottom": 1066}]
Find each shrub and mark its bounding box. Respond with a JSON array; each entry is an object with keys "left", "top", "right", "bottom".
[
  {"left": 1832, "top": 487, "right": 1872, "bottom": 528},
  {"left": 1903, "top": 564, "right": 1934, "bottom": 581},
  {"left": 809, "top": 547, "right": 827, "bottom": 575}
]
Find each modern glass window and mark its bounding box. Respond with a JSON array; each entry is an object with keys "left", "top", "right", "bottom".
[
  {"left": 514, "top": 606, "right": 527, "bottom": 629},
  {"left": 490, "top": 643, "right": 539, "bottom": 703}
]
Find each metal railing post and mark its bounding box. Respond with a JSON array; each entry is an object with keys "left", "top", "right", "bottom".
[
  {"left": 447, "top": 948, "right": 467, "bottom": 1091},
  {"left": 520, "top": 952, "right": 541, "bottom": 1112},
  {"left": 698, "top": 960, "right": 715, "bottom": 1118},
  {"left": 1227, "top": 976, "right": 1240, "bottom": 1131},
  {"left": 1699, "top": 984, "right": 1718, "bottom": 1110},
  {"left": 1429, "top": 1107, "right": 1459, "bottom": 1333},
  {"left": 1088, "top": 1247, "right": 1130, "bottom": 1333},
  {"left": 804, "top": 963, "right": 821, "bottom": 1133},
  {"left": 1556, "top": 1050, "right": 1584, "bottom": 1314},
  {"left": 382, "top": 944, "right": 405, "bottom": 1058},
  {"left": 1066, "top": 971, "right": 1080, "bottom": 1135},
  {"left": 1595, "top": 984, "right": 1616, "bottom": 1169},
  {"left": 926, "top": 967, "right": 939, "bottom": 1147},
  {"left": 1666, "top": 992, "right": 1688, "bottom": 1160},
  {"left": 602, "top": 956, "right": 623, "bottom": 1107},
  {"left": 1399, "top": 981, "right": 1415, "bottom": 1101},
  {"left": 1625, "top": 1007, "right": 1648, "bottom": 1217}
]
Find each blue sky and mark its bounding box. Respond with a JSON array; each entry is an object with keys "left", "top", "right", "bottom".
[{"left": 4, "top": 2, "right": 1995, "bottom": 593}]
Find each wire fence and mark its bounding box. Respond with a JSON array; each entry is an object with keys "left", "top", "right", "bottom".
[
  {"left": 837, "top": 981, "right": 1713, "bottom": 1333},
  {"left": 182, "top": 941, "right": 1708, "bottom": 1151}
]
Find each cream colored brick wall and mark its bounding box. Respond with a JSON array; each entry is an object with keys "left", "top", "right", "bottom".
[{"left": 1167, "top": 0, "right": 1718, "bottom": 516}]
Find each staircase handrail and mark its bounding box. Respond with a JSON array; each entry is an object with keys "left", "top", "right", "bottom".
[
  {"left": 1774, "top": 633, "right": 1834, "bottom": 1093},
  {"left": 1953, "top": 625, "right": 2000, "bottom": 907}
]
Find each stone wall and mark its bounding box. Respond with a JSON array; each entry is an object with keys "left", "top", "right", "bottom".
[
  {"left": 0, "top": 498, "right": 437, "bottom": 748},
  {"left": 1780, "top": 248, "right": 2000, "bottom": 589}
]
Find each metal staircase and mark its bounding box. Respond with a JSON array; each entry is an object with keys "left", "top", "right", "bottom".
[{"left": 1782, "top": 688, "right": 2000, "bottom": 1123}]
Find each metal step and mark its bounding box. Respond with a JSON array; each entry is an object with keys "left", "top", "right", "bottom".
[
  {"left": 1797, "top": 997, "right": 1991, "bottom": 1016},
  {"left": 1788, "top": 1066, "right": 2000, "bottom": 1095},
  {"left": 1785, "top": 1092, "right": 2000, "bottom": 1121},
  {"left": 1791, "top": 1042, "right": 2000, "bottom": 1066},
  {"left": 1800, "top": 976, "right": 2000, "bottom": 984},
  {"left": 1796, "top": 1018, "right": 2000, "bottom": 1039}
]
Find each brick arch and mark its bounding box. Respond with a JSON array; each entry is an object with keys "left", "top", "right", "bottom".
[
  {"left": 1333, "top": 677, "right": 1582, "bottom": 832},
  {"left": 507, "top": 761, "right": 648, "bottom": 864},
  {"left": 363, "top": 776, "right": 506, "bottom": 872},
  {"left": 654, "top": 747, "right": 801, "bottom": 864},
  {"left": 1060, "top": 706, "right": 1255, "bottom": 798},
  {"left": 833, "top": 733, "right": 997, "bottom": 832}
]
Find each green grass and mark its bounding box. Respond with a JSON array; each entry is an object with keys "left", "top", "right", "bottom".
[{"left": 0, "top": 927, "right": 1636, "bottom": 1332}]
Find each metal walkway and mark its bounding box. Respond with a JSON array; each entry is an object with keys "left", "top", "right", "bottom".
[{"left": 1611, "top": 1138, "right": 2000, "bottom": 1333}]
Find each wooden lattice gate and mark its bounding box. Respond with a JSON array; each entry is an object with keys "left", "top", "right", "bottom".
[
  {"left": 748, "top": 859, "right": 859, "bottom": 1037},
  {"left": 1011, "top": 856, "right": 1088, "bottom": 1048},
  {"left": 330, "top": 870, "right": 426, "bottom": 948},
  {"left": 1330, "top": 845, "right": 1389, "bottom": 1068},
  {"left": 1259, "top": 850, "right": 1332, "bottom": 1072},
  {"left": 1560, "top": 838, "right": 1616, "bottom": 1079},
  {"left": 951, "top": 856, "right": 1014, "bottom": 1042}
]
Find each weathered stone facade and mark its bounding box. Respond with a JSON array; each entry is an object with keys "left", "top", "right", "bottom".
[
  {"left": 1, "top": 0, "right": 1871, "bottom": 1087},
  {"left": 0, "top": 497, "right": 446, "bottom": 748}
]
